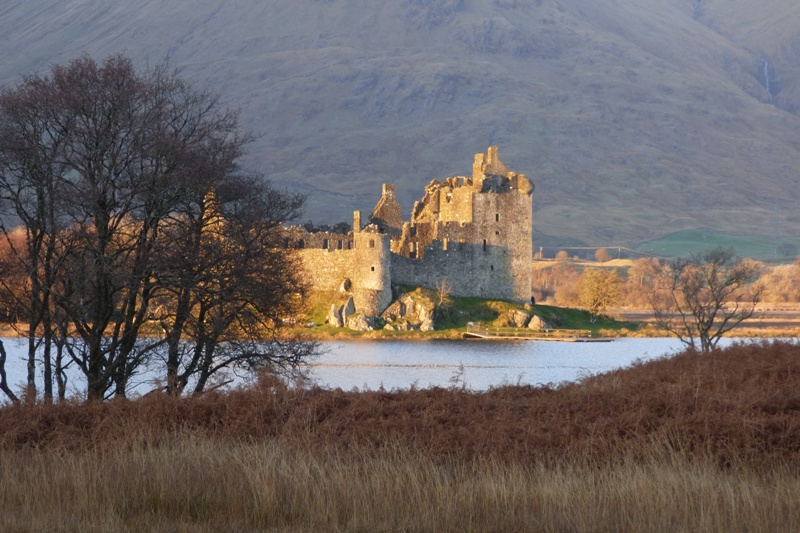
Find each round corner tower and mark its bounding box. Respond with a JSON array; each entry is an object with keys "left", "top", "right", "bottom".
[{"left": 352, "top": 215, "right": 392, "bottom": 315}]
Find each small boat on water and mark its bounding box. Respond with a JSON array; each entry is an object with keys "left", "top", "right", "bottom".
[{"left": 463, "top": 322, "right": 614, "bottom": 342}]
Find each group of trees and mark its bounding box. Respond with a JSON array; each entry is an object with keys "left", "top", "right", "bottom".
[
  {"left": 0, "top": 55, "right": 313, "bottom": 402},
  {"left": 534, "top": 248, "right": 765, "bottom": 351}
]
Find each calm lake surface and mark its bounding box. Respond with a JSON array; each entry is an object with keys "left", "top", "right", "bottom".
[
  {"left": 310, "top": 338, "right": 691, "bottom": 390},
  {"left": 0, "top": 336, "right": 712, "bottom": 397}
]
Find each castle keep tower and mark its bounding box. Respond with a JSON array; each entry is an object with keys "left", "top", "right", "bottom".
[{"left": 387, "top": 147, "right": 533, "bottom": 302}]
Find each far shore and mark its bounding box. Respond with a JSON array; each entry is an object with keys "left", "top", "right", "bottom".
[{"left": 3, "top": 305, "right": 799, "bottom": 342}]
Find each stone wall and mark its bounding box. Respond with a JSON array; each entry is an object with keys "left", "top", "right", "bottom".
[
  {"left": 290, "top": 225, "right": 393, "bottom": 315},
  {"left": 295, "top": 248, "right": 356, "bottom": 292},
  {"left": 387, "top": 147, "right": 533, "bottom": 302}
]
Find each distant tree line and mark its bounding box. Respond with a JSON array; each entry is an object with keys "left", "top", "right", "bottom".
[
  {"left": 0, "top": 54, "right": 314, "bottom": 403},
  {"left": 533, "top": 247, "right": 768, "bottom": 351}
]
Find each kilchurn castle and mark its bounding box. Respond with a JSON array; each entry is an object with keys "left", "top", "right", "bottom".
[{"left": 286, "top": 147, "right": 533, "bottom": 316}]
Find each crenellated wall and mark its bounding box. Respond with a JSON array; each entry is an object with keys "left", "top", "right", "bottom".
[{"left": 287, "top": 223, "right": 392, "bottom": 315}]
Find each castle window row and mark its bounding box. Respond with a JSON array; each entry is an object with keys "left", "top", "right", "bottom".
[{"left": 402, "top": 237, "right": 492, "bottom": 259}]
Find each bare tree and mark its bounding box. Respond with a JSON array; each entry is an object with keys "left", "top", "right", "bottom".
[
  {"left": 0, "top": 54, "right": 314, "bottom": 401},
  {"left": 0, "top": 73, "right": 72, "bottom": 402},
  {"left": 623, "top": 257, "right": 663, "bottom": 307},
  {"left": 594, "top": 248, "right": 610, "bottom": 263},
  {"left": 432, "top": 279, "right": 453, "bottom": 323},
  {"left": 152, "top": 174, "right": 312, "bottom": 395},
  {"left": 0, "top": 340, "right": 19, "bottom": 403},
  {"left": 652, "top": 247, "right": 764, "bottom": 352}
]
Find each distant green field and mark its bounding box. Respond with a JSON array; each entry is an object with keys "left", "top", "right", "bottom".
[{"left": 636, "top": 230, "right": 800, "bottom": 262}]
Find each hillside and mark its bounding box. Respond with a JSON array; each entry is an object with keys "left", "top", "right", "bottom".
[{"left": 1, "top": 0, "right": 800, "bottom": 247}]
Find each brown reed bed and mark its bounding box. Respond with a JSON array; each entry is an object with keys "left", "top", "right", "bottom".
[{"left": 2, "top": 340, "right": 800, "bottom": 531}]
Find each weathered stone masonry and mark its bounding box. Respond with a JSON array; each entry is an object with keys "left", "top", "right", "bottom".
[{"left": 287, "top": 147, "right": 533, "bottom": 315}]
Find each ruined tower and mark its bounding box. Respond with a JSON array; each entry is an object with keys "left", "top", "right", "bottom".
[
  {"left": 370, "top": 184, "right": 403, "bottom": 235},
  {"left": 390, "top": 147, "right": 533, "bottom": 302}
]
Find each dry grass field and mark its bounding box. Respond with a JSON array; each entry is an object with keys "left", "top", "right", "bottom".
[{"left": 2, "top": 341, "right": 800, "bottom": 531}]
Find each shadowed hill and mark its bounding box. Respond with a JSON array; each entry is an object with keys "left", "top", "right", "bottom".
[{"left": 1, "top": 0, "right": 800, "bottom": 245}]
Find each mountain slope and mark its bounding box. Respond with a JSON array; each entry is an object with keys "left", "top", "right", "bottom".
[{"left": 1, "top": 0, "right": 799, "bottom": 246}]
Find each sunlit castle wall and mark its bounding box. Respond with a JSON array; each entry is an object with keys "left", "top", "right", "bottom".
[
  {"left": 285, "top": 220, "right": 393, "bottom": 316},
  {"left": 352, "top": 226, "right": 392, "bottom": 315},
  {"left": 390, "top": 147, "right": 533, "bottom": 302}
]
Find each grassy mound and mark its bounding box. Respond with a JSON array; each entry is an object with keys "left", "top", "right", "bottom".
[{"left": 301, "top": 287, "right": 637, "bottom": 338}]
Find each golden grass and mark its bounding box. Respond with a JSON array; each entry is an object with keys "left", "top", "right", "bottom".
[{"left": 2, "top": 437, "right": 800, "bottom": 532}]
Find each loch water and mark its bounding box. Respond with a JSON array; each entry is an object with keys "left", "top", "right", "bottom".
[
  {"left": 0, "top": 336, "right": 719, "bottom": 397},
  {"left": 309, "top": 337, "right": 692, "bottom": 390}
]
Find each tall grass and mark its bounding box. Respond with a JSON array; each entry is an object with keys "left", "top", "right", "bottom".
[
  {"left": 2, "top": 437, "right": 800, "bottom": 532},
  {"left": 3, "top": 340, "right": 800, "bottom": 531}
]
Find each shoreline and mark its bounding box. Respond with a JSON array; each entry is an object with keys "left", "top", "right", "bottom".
[{"left": 3, "top": 309, "right": 799, "bottom": 343}]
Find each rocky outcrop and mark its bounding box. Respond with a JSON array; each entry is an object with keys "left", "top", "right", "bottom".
[
  {"left": 325, "top": 304, "right": 344, "bottom": 328},
  {"left": 381, "top": 299, "right": 405, "bottom": 322},
  {"left": 401, "top": 294, "right": 417, "bottom": 317},
  {"left": 509, "top": 310, "right": 530, "bottom": 328},
  {"left": 498, "top": 309, "right": 530, "bottom": 328},
  {"left": 380, "top": 291, "right": 437, "bottom": 331},
  {"left": 347, "top": 314, "right": 376, "bottom": 332},
  {"left": 528, "top": 315, "right": 550, "bottom": 331},
  {"left": 342, "top": 296, "right": 356, "bottom": 320}
]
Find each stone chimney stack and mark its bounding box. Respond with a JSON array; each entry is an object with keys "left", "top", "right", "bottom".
[
  {"left": 487, "top": 146, "right": 499, "bottom": 166},
  {"left": 473, "top": 153, "right": 485, "bottom": 180},
  {"left": 353, "top": 210, "right": 361, "bottom": 233}
]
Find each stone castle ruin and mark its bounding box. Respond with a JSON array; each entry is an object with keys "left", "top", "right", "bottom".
[{"left": 286, "top": 147, "right": 533, "bottom": 322}]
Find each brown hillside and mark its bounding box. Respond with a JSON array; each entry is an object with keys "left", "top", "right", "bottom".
[{"left": 1, "top": 1, "right": 800, "bottom": 244}]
